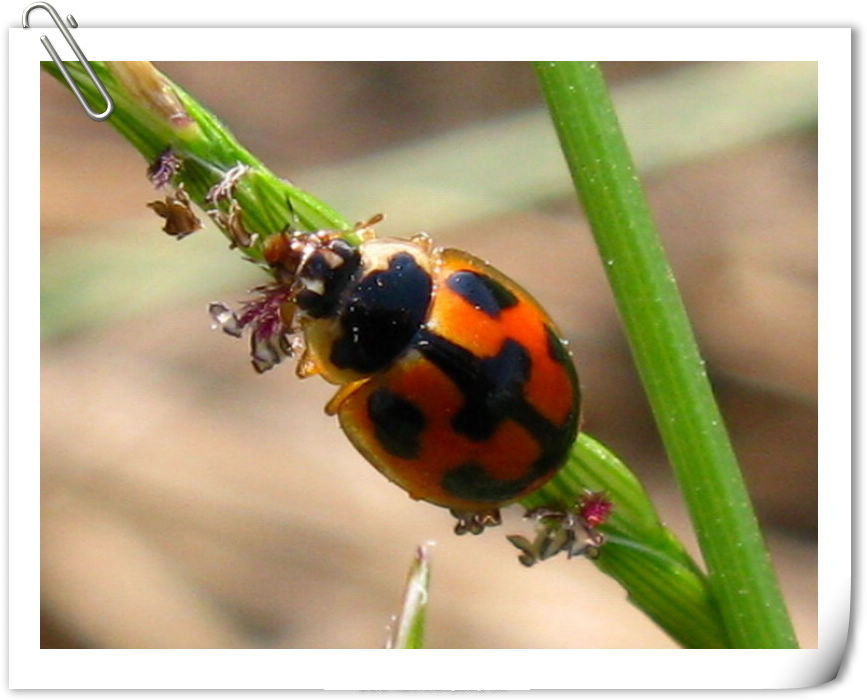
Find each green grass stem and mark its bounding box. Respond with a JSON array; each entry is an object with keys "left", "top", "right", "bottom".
[{"left": 534, "top": 61, "right": 798, "bottom": 648}]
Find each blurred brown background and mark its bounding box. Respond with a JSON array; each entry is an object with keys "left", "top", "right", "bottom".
[{"left": 40, "top": 62, "right": 817, "bottom": 649}]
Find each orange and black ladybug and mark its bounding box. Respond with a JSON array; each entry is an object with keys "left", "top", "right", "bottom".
[{"left": 214, "top": 218, "right": 580, "bottom": 535}]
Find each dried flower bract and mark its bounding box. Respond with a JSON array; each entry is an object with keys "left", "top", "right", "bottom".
[
  {"left": 147, "top": 186, "right": 202, "bottom": 239},
  {"left": 508, "top": 491, "right": 612, "bottom": 566}
]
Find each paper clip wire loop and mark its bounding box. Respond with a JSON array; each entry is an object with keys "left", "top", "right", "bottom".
[{"left": 23, "top": 2, "right": 114, "bottom": 121}]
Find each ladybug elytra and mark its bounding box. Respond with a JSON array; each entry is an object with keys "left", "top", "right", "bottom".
[{"left": 216, "top": 218, "right": 581, "bottom": 535}]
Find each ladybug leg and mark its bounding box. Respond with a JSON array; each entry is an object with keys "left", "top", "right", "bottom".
[
  {"left": 449, "top": 508, "right": 502, "bottom": 536},
  {"left": 296, "top": 347, "right": 324, "bottom": 379},
  {"left": 353, "top": 213, "right": 383, "bottom": 240}
]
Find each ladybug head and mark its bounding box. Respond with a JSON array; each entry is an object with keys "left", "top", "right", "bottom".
[{"left": 294, "top": 238, "right": 362, "bottom": 319}]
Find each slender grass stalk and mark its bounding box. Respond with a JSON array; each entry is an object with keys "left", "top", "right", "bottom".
[
  {"left": 44, "top": 60, "right": 744, "bottom": 648},
  {"left": 386, "top": 546, "right": 431, "bottom": 649},
  {"left": 534, "top": 61, "right": 797, "bottom": 648}
]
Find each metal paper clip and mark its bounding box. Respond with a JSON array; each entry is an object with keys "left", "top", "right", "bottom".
[{"left": 23, "top": 2, "right": 114, "bottom": 121}]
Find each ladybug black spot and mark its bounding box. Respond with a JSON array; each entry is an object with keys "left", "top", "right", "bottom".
[
  {"left": 367, "top": 388, "right": 426, "bottom": 459},
  {"left": 441, "top": 462, "right": 533, "bottom": 503},
  {"left": 545, "top": 324, "right": 570, "bottom": 366},
  {"left": 544, "top": 323, "right": 582, "bottom": 408},
  {"left": 446, "top": 270, "right": 518, "bottom": 318},
  {"left": 453, "top": 339, "right": 531, "bottom": 441},
  {"left": 415, "top": 331, "right": 530, "bottom": 441}
]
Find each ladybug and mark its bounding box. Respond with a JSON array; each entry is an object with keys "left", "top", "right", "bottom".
[{"left": 218, "top": 217, "right": 581, "bottom": 535}]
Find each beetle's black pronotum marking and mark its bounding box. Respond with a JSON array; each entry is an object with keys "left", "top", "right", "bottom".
[
  {"left": 414, "top": 329, "right": 579, "bottom": 503},
  {"left": 367, "top": 388, "right": 426, "bottom": 460},
  {"left": 330, "top": 252, "right": 433, "bottom": 374},
  {"left": 445, "top": 270, "right": 519, "bottom": 318}
]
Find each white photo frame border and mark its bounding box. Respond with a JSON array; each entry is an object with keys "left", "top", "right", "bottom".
[{"left": 11, "top": 26, "right": 849, "bottom": 690}]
